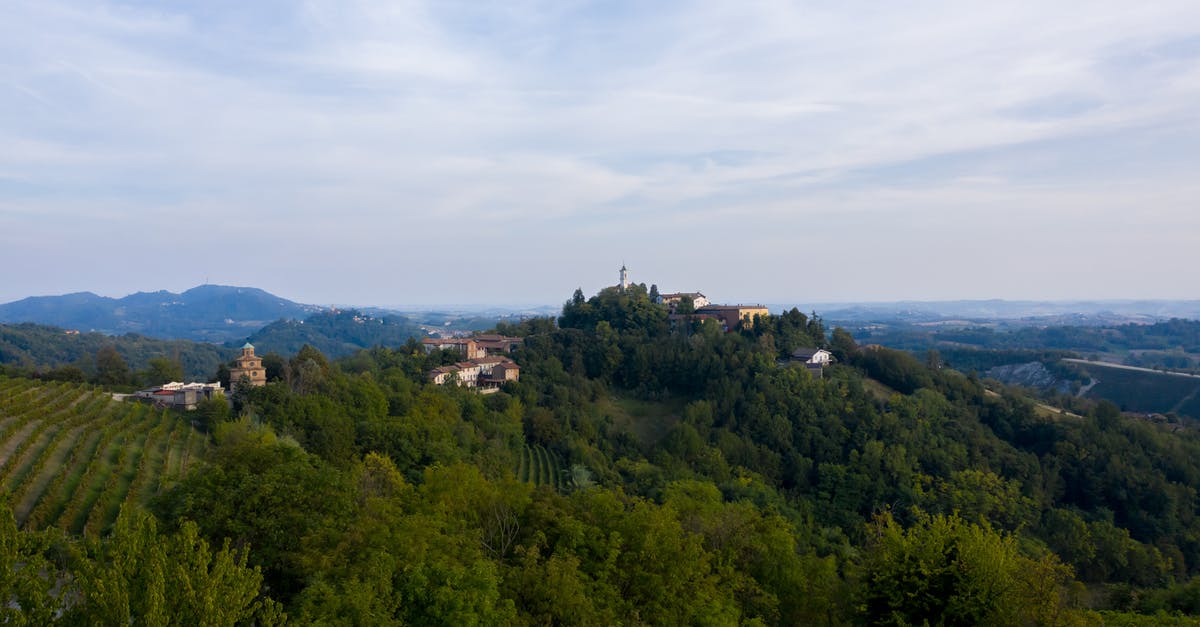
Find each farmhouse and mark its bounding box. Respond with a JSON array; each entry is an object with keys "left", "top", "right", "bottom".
[
  {"left": 791, "top": 348, "right": 833, "bottom": 366},
  {"left": 656, "top": 292, "right": 710, "bottom": 312},
  {"left": 134, "top": 381, "right": 224, "bottom": 410},
  {"left": 791, "top": 347, "right": 834, "bottom": 379},
  {"left": 422, "top": 334, "right": 522, "bottom": 360},
  {"left": 422, "top": 338, "right": 484, "bottom": 360},
  {"left": 473, "top": 334, "right": 524, "bottom": 354},
  {"left": 429, "top": 355, "right": 521, "bottom": 393},
  {"left": 694, "top": 304, "right": 771, "bottom": 330}
]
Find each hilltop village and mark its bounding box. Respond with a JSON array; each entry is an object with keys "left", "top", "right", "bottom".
[
  {"left": 422, "top": 265, "right": 833, "bottom": 390},
  {"left": 122, "top": 265, "right": 831, "bottom": 404}
]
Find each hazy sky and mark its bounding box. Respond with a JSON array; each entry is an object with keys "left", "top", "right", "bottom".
[{"left": 2, "top": 1, "right": 1199, "bottom": 307}]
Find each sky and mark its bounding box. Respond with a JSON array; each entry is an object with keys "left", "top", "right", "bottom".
[{"left": 2, "top": 1, "right": 1199, "bottom": 307}]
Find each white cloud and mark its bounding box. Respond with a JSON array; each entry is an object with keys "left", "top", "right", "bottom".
[{"left": 1, "top": 0, "right": 1198, "bottom": 304}]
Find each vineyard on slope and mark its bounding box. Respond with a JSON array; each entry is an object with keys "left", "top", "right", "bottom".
[{"left": 0, "top": 376, "right": 209, "bottom": 535}]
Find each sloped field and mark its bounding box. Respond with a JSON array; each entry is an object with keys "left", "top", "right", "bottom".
[
  {"left": 516, "top": 443, "right": 565, "bottom": 491},
  {"left": 0, "top": 376, "right": 208, "bottom": 535},
  {"left": 1077, "top": 362, "right": 1200, "bottom": 416}
]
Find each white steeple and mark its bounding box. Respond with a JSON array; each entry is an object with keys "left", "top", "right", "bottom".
[{"left": 619, "top": 263, "right": 630, "bottom": 291}]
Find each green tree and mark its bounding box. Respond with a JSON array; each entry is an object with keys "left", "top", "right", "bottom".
[
  {"left": 44, "top": 365, "right": 87, "bottom": 383},
  {"left": 261, "top": 351, "right": 287, "bottom": 382},
  {"left": 0, "top": 498, "right": 60, "bottom": 623},
  {"left": 70, "top": 507, "right": 281, "bottom": 625},
  {"left": 195, "top": 395, "right": 232, "bottom": 433},
  {"left": 859, "top": 510, "right": 1078, "bottom": 626},
  {"left": 140, "top": 356, "right": 184, "bottom": 386},
  {"left": 153, "top": 418, "right": 356, "bottom": 601},
  {"left": 829, "top": 327, "right": 858, "bottom": 363},
  {"left": 94, "top": 345, "right": 131, "bottom": 386}
]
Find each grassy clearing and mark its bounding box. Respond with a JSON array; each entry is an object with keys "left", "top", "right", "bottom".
[{"left": 862, "top": 378, "right": 900, "bottom": 403}]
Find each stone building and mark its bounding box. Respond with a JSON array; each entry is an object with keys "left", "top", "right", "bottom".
[
  {"left": 428, "top": 355, "right": 521, "bottom": 394},
  {"left": 695, "top": 304, "right": 771, "bottom": 330},
  {"left": 656, "top": 292, "right": 710, "bottom": 312},
  {"left": 229, "top": 342, "right": 267, "bottom": 387}
]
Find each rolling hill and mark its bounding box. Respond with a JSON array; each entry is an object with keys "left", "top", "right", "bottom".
[
  {"left": 0, "top": 284, "right": 321, "bottom": 342},
  {"left": 0, "top": 323, "right": 234, "bottom": 381},
  {"left": 244, "top": 309, "right": 424, "bottom": 358}
]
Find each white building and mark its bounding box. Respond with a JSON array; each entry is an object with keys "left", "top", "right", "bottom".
[
  {"left": 657, "top": 292, "right": 710, "bottom": 311},
  {"left": 791, "top": 348, "right": 833, "bottom": 366}
]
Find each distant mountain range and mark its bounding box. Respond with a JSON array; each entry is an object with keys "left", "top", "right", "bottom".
[
  {"left": 0, "top": 285, "right": 322, "bottom": 343},
  {"left": 801, "top": 299, "right": 1200, "bottom": 326}
]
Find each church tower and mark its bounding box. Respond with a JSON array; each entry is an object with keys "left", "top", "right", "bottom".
[
  {"left": 229, "top": 342, "right": 267, "bottom": 388},
  {"left": 619, "top": 264, "right": 630, "bottom": 291}
]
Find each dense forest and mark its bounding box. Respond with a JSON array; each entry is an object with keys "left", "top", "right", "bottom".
[
  {"left": 0, "top": 322, "right": 233, "bottom": 382},
  {"left": 244, "top": 309, "right": 423, "bottom": 358},
  {"left": 5, "top": 284, "right": 1200, "bottom": 623},
  {"left": 0, "top": 309, "right": 426, "bottom": 388}
]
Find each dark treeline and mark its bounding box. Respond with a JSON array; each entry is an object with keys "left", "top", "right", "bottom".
[
  {"left": 0, "top": 322, "right": 231, "bottom": 383},
  {"left": 243, "top": 309, "right": 424, "bottom": 359},
  {"left": 7, "top": 285, "right": 1200, "bottom": 623}
]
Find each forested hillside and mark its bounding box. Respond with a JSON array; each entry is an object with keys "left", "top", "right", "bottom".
[
  {"left": 850, "top": 318, "right": 1200, "bottom": 421},
  {"left": 5, "top": 285, "right": 1200, "bottom": 623},
  {"left": 243, "top": 309, "right": 423, "bottom": 358},
  {"left": 0, "top": 322, "right": 232, "bottom": 382}
]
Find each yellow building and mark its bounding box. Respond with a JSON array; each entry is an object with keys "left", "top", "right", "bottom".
[
  {"left": 229, "top": 342, "right": 267, "bottom": 388},
  {"left": 695, "top": 305, "right": 771, "bottom": 330}
]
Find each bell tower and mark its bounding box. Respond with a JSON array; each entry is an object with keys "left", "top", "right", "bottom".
[
  {"left": 619, "top": 264, "right": 630, "bottom": 291},
  {"left": 229, "top": 342, "right": 266, "bottom": 388}
]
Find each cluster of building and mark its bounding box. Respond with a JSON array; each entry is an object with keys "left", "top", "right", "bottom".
[
  {"left": 120, "top": 342, "right": 268, "bottom": 410},
  {"left": 132, "top": 381, "right": 224, "bottom": 410},
  {"left": 640, "top": 267, "right": 834, "bottom": 376},
  {"left": 423, "top": 334, "right": 523, "bottom": 393},
  {"left": 420, "top": 335, "right": 522, "bottom": 359},
  {"left": 654, "top": 290, "right": 771, "bottom": 331}
]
